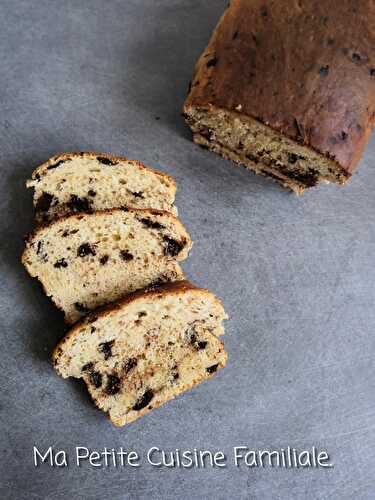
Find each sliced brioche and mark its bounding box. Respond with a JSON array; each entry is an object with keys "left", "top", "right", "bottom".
[
  {"left": 22, "top": 208, "right": 192, "bottom": 323},
  {"left": 53, "top": 281, "right": 228, "bottom": 426},
  {"left": 27, "top": 152, "right": 177, "bottom": 223}
]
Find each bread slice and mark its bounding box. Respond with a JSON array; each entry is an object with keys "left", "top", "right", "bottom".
[
  {"left": 183, "top": 0, "right": 375, "bottom": 193},
  {"left": 53, "top": 281, "right": 228, "bottom": 426},
  {"left": 22, "top": 208, "right": 192, "bottom": 323},
  {"left": 27, "top": 152, "right": 177, "bottom": 223}
]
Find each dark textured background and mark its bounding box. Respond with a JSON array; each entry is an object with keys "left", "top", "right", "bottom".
[{"left": 1, "top": 1, "right": 374, "bottom": 498}]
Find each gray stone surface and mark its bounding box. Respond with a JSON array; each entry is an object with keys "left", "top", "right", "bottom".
[{"left": 1, "top": 1, "right": 375, "bottom": 499}]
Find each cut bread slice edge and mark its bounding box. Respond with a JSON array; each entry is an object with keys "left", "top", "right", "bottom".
[
  {"left": 53, "top": 280, "right": 228, "bottom": 426},
  {"left": 183, "top": 104, "right": 350, "bottom": 194}
]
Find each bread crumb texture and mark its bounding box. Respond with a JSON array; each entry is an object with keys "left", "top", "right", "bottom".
[
  {"left": 22, "top": 208, "right": 192, "bottom": 323},
  {"left": 53, "top": 281, "right": 228, "bottom": 426},
  {"left": 27, "top": 152, "right": 177, "bottom": 223}
]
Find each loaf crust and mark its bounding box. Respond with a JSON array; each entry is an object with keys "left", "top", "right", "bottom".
[
  {"left": 184, "top": 0, "right": 375, "bottom": 190},
  {"left": 27, "top": 152, "right": 177, "bottom": 223},
  {"left": 53, "top": 281, "right": 228, "bottom": 426},
  {"left": 22, "top": 208, "right": 192, "bottom": 323}
]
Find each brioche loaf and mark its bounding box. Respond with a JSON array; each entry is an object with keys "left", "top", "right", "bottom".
[
  {"left": 22, "top": 208, "right": 192, "bottom": 323},
  {"left": 183, "top": 0, "right": 375, "bottom": 193},
  {"left": 53, "top": 281, "right": 228, "bottom": 426},
  {"left": 27, "top": 152, "right": 177, "bottom": 223}
]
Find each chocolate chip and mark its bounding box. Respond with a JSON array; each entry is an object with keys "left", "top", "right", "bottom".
[
  {"left": 288, "top": 169, "right": 319, "bottom": 187},
  {"left": 105, "top": 374, "right": 121, "bottom": 395},
  {"left": 100, "top": 255, "right": 109, "bottom": 265},
  {"left": 74, "top": 302, "right": 89, "bottom": 313},
  {"left": 206, "top": 364, "right": 219, "bottom": 374},
  {"left": 246, "top": 153, "right": 259, "bottom": 164},
  {"left": 90, "top": 371, "right": 102, "bottom": 388},
  {"left": 197, "top": 341, "right": 208, "bottom": 350},
  {"left": 123, "top": 358, "right": 137, "bottom": 374},
  {"left": 67, "top": 195, "right": 91, "bottom": 213},
  {"left": 288, "top": 153, "right": 306, "bottom": 164},
  {"left": 120, "top": 250, "right": 134, "bottom": 261},
  {"left": 132, "top": 389, "right": 154, "bottom": 411},
  {"left": 327, "top": 37, "right": 335, "bottom": 46},
  {"left": 319, "top": 65, "right": 329, "bottom": 76},
  {"left": 35, "top": 240, "right": 48, "bottom": 262},
  {"left": 206, "top": 56, "right": 218, "bottom": 68},
  {"left": 186, "top": 325, "right": 197, "bottom": 344},
  {"left": 98, "top": 340, "right": 115, "bottom": 360},
  {"left": 260, "top": 5, "right": 268, "bottom": 16},
  {"left": 139, "top": 218, "right": 165, "bottom": 230},
  {"left": 341, "top": 131, "right": 348, "bottom": 141},
  {"left": 288, "top": 152, "right": 299, "bottom": 164},
  {"left": 62, "top": 229, "right": 78, "bottom": 237},
  {"left": 97, "top": 156, "right": 117, "bottom": 166},
  {"left": 232, "top": 30, "right": 239, "bottom": 40},
  {"left": 54, "top": 258, "right": 68, "bottom": 268},
  {"left": 370, "top": 69, "right": 375, "bottom": 76},
  {"left": 171, "top": 366, "right": 179, "bottom": 381},
  {"left": 131, "top": 191, "right": 144, "bottom": 199},
  {"left": 163, "top": 236, "right": 184, "bottom": 257},
  {"left": 150, "top": 277, "right": 165, "bottom": 287},
  {"left": 199, "top": 126, "right": 213, "bottom": 141},
  {"left": 351, "top": 52, "right": 368, "bottom": 63},
  {"left": 35, "top": 192, "right": 55, "bottom": 213},
  {"left": 77, "top": 243, "right": 96, "bottom": 257},
  {"left": 88, "top": 190, "right": 96, "bottom": 197},
  {"left": 47, "top": 159, "right": 65, "bottom": 170},
  {"left": 82, "top": 362, "right": 94, "bottom": 372}
]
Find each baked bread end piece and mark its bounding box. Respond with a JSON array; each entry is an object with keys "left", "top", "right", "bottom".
[{"left": 183, "top": 0, "right": 375, "bottom": 193}]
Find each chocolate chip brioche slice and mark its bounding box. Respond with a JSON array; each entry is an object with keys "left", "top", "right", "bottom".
[
  {"left": 27, "top": 152, "right": 177, "bottom": 224},
  {"left": 53, "top": 281, "right": 228, "bottom": 426},
  {"left": 22, "top": 208, "right": 192, "bottom": 323}
]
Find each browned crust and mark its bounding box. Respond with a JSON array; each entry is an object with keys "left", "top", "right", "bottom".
[
  {"left": 184, "top": 0, "right": 375, "bottom": 175},
  {"left": 52, "top": 280, "right": 226, "bottom": 368},
  {"left": 28, "top": 151, "right": 177, "bottom": 190}
]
